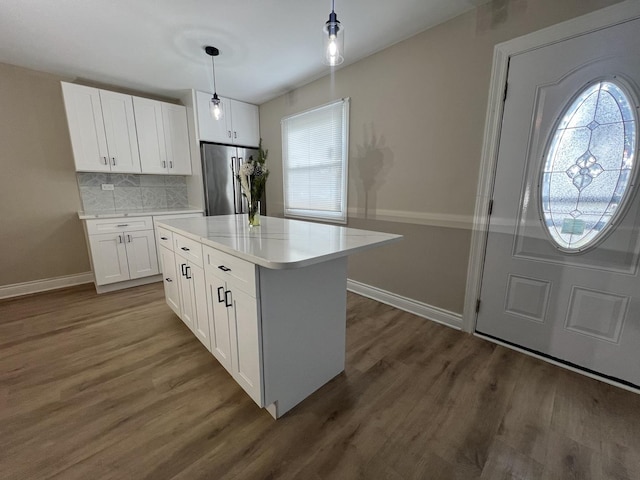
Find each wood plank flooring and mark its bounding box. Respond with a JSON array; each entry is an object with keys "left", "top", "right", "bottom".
[{"left": 1, "top": 283, "right": 639, "bottom": 479}]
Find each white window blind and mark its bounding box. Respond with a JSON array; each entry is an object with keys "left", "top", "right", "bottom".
[{"left": 281, "top": 98, "right": 350, "bottom": 223}]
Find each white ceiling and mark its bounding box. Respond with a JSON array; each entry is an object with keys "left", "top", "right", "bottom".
[{"left": 0, "top": 0, "right": 482, "bottom": 105}]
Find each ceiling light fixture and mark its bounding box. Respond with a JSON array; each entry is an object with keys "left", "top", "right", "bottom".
[
  {"left": 205, "top": 46, "right": 223, "bottom": 120},
  {"left": 323, "top": 0, "right": 344, "bottom": 66}
]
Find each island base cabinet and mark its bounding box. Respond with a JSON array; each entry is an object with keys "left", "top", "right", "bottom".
[
  {"left": 159, "top": 246, "right": 180, "bottom": 316},
  {"left": 206, "top": 273, "right": 233, "bottom": 372},
  {"left": 228, "top": 287, "right": 263, "bottom": 406},
  {"left": 205, "top": 268, "right": 263, "bottom": 406},
  {"left": 259, "top": 257, "right": 347, "bottom": 418},
  {"left": 175, "top": 256, "right": 210, "bottom": 350}
]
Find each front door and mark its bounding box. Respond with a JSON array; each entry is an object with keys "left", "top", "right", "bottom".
[{"left": 476, "top": 16, "right": 640, "bottom": 386}]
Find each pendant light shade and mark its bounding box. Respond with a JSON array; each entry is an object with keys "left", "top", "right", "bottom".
[
  {"left": 205, "top": 46, "right": 223, "bottom": 120},
  {"left": 323, "top": 0, "right": 344, "bottom": 66}
]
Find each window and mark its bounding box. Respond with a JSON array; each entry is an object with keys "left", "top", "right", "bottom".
[
  {"left": 540, "top": 79, "right": 637, "bottom": 252},
  {"left": 281, "top": 98, "right": 350, "bottom": 223}
]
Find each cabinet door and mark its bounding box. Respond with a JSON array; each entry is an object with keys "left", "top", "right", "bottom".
[
  {"left": 175, "top": 256, "right": 195, "bottom": 331},
  {"left": 89, "top": 233, "right": 130, "bottom": 285},
  {"left": 229, "top": 287, "right": 263, "bottom": 406},
  {"left": 190, "top": 264, "right": 211, "bottom": 351},
  {"left": 229, "top": 99, "right": 260, "bottom": 147},
  {"left": 160, "top": 247, "right": 181, "bottom": 316},
  {"left": 196, "top": 91, "right": 231, "bottom": 144},
  {"left": 99, "top": 90, "right": 141, "bottom": 173},
  {"left": 205, "top": 272, "right": 233, "bottom": 372},
  {"left": 61, "top": 83, "right": 110, "bottom": 172},
  {"left": 163, "top": 103, "right": 192, "bottom": 175},
  {"left": 134, "top": 97, "right": 168, "bottom": 174},
  {"left": 125, "top": 229, "right": 159, "bottom": 279}
]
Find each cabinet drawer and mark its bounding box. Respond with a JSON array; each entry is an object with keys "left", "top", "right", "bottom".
[
  {"left": 156, "top": 227, "right": 173, "bottom": 250},
  {"left": 203, "top": 245, "right": 257, "bottom": 297},
  {"left": 174, "top": 233, "right": 203, "bottom": 267},
  {"left": 86, "top": 216, "right": 153, "bottom": 235}
]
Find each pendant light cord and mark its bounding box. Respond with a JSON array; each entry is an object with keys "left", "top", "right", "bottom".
[{"left": 211, "top": 56, "right": 218, "bottom": 94}]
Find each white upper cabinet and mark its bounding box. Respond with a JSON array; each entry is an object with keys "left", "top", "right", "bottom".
[
  {"left": 62, "top": 82, "right": 141, "bottom": 173},
  {"left": 228, "top": 99, "right": 260, "bottom": 148},
  {"left": 134, "top": 98, "right": 192, "bottom": 175},
  {"left": 133, "top": 97, "right": 167, "bottom": 174},
  {"left": 195, "top": 90, "right": 260, "bottom": 147},
  {"left": 196, "top": 91, "right": 231, "bottom": 145},
  {"left": 162, "top": 103, "right": 192, "bottom": 175}
]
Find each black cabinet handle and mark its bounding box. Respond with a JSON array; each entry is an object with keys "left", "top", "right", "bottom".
[
  {"left": 217, "top": 286, "right": 224, "bottom": 303},
  {"left": 165, "top": 278, "right": 172, "bottom": 283},
  {"left": 224, "top": 290, "right": 232, "bottom": 308},
  {"left": 181, "top": 247, "right": 190, "bottom": 251},
  {"left": 160, "top": 236, "right": 168, "bottom": 240},
  {"left": 185, "top": 266, "right": 191, "bottom": 279},
  {"left": 181, "top": 263, "right": 186, "bottom": 276},
  {"left": 218, "top": 265, "right": 231, "bottom": 272}
]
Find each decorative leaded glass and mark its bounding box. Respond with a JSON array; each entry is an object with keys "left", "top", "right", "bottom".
[{"left": 541, "top": 80, "right": 637, "bottom": 251}]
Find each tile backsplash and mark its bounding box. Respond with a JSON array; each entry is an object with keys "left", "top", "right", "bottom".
[{"left": 77, "top": 173, "right": 189, "bottom": 212}]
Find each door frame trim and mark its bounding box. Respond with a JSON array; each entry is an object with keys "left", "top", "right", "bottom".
[{"left": 463, "top": 0, "right": 640, "bottom": 332}]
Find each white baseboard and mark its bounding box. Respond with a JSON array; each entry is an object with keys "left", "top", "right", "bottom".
[
  {"left": 0, "top": 272, "right": 94, "bottom": 300},
  {"left": 347, "top": 279, "right": 462, "bottom": 330},
  {"left": 95, "top": 275, "right": 162, "bottom": 294}
]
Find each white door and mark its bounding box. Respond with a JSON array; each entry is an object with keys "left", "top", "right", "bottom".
[
  {"left": 162, "top": 103, "right": 192, "bottom": 175},
  {"left": 125, "top": 230, "right": 159, "bottom": 279},
  {"left": 476, "top": 18, "right": 640, "bottom": 386},
  {"left": 206, "top": 272, "right": 233, "bottom": 372},
  {"left": 61, "top": 83, "right": 110, "bottom": 172},
  {"left": 229, "top": 287, "right": 263, "bottom": 406},
  {"left": 89, "top": 233, "right": 130, "bottom": 285},
  {"left": 159, "top": 247, "right": 181, "bottom": 316},
  {"left": 99, "top": 90, "right": 141, "bottom": 173},
  {"left": 134, "top": 97, "right": 168, "bottom": 174}
]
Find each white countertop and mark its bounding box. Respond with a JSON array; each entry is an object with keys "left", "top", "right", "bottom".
[
  {"left": 158, "top": 215, "right": 402, "bottom": 269},
  {"left": 78, "top": 207, "right": 204, "bottom": 220}
]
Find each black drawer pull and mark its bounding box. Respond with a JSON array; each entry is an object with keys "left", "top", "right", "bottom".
[
  {"left": 217, "top": 286, "right": 224, "bottom": 303},
  {"left": 181, "top": 263, "right": 187, "bottom": 276},
  {"left": 116, "top": 224, "right": 129, "bottom": 227},
  {"left": 185, "top": 266, "right": 192, "bottom": 279},
  {"left": 181, "top": 247, "right": 190, "bottom": 251},
  {"left": 160, "top": 236, "right": 168, "bottom": 240},
  {"left": 165, "top": 278, "right": 172, "bottom": 283},
  {"left": 224, "top": 290, "right": 232, "bottom": 308},
  {"left": 218, "top": 265, "right": 231, "bottom": 272}
]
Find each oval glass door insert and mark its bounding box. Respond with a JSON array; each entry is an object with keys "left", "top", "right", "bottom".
[{"left": 541, "top": 79, "right": 638, "bottom": 252}]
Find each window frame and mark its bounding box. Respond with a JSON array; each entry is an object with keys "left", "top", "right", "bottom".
[{"left": 281, "top": 98, "right": 350, "bottom": 224}]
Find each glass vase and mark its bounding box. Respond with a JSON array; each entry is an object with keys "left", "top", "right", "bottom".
[{"left": 248, "top": 200, "right": 260, "bottom": 227}]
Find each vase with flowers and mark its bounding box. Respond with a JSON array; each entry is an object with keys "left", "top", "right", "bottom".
[{"left": 236, "top": 139, "right": 269, "bottom": 226}]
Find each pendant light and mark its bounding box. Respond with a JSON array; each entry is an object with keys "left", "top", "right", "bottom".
[
  {"left": 205, "top": 46, "right": 223, "bottom": 120},
  {"left": 323, "top": 0, "right": 344, "bottom": 66}
]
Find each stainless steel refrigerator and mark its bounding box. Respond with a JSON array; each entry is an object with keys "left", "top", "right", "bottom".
[{"left": 201, "top": 142, "right": 261, "bottom": 216}]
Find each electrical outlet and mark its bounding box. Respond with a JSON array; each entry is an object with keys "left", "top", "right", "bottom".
[{"left": 101, "top": 184, "right": 114, "bottom": 191}]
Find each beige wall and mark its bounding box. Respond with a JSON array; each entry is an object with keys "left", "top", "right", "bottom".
[
  {"left": 0, "top": 62, "right": 90, "bottom": 286},
  {"left": 259, "top": 0, "right": 623, "bottom": 314}
]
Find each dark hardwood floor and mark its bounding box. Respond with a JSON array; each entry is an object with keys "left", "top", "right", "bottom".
[{"left": 1, "top": 283, "right": 639, "bottom": 479}]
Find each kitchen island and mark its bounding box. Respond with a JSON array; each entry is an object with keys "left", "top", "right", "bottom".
[{"left": 156, "top": 215, "right": 401, "bottom": 418}]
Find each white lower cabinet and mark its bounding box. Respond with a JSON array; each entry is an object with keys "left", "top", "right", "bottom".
[
  {"left": 204, "top": 266, "right": 263, "bottom": 406},
  {"left": 171, "top": 239, "right": 211, "bottom": 351},
  {"left": 159, "top": 246, "right": 181, "bottom": 316},
  {"left": 86, "top": 217, "right": 159, "bottom": 286}
]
